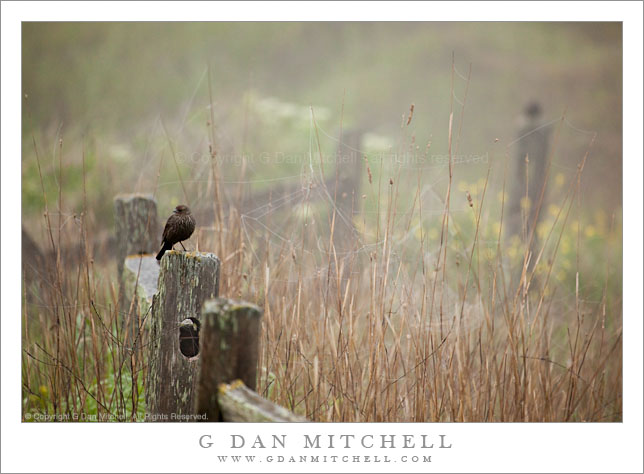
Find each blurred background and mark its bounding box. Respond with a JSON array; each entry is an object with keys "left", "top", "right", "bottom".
[
  {"left": 22, "top": 21, "right": 622, "bottom": 297},
  {"left": 22, "top": 22, "right": 621, "bottom": 206},
  {"left": 21, "top": 21, "right": 623, "bottom": 422}
]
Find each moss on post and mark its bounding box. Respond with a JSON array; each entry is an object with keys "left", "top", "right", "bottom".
[
  {"left": 196, "top": 298, "right": 262, "bottom": 421},
  {"left": 146, "top": 251, "right": 220, "bottom": 421}
]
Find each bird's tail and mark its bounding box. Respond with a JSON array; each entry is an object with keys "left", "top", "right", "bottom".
[{"left": 156, "top": 241, "right": 172, "bottom": 261}]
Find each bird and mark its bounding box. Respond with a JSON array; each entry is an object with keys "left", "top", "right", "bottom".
[{"left": 156, "top": 204, "right": 196, "bottom": 261}]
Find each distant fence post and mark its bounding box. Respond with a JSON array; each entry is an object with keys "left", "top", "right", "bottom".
[
  {"left": 195, "top": 299, "right": 262, "bottom": 421},
  {"left": 114, "top": 194, "right": 159, "bottom": 277},
  {"left": 146, "top": 251, "right": 221, "bottom": 420},
  {"left": 333, "top": 129, "right": 364, "bottom": 232},
  {"left": 329, "top": 129, "right": 364, "bottom": 290},
  {"left": 506, "top": 102, "right": 550, "bottom": 246}
]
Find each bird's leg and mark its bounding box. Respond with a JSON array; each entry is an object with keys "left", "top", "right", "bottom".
[{"left": 180, "top": 242, "right": 187, "bottom": 251}]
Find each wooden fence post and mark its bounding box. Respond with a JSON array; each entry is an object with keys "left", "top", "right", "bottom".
[
  {"left": 115, "top": 194, "right": 305, "bottom": 422},
  {"left": 114, "top": 194, "right": 160, "bottom": 346},
  {"left": 506, "top": 102, "right": 550, "bottom": 245},
  {"left": 114, "top": 194, "right": 159, "bottom": 277},
  {"left": 329, "top": 129, "right": 363, "bottom": 291},
  {"left": 122, "top": 255, "right": 159, "bottom": 341},
  {"left": 195, "top": 298, "right": 262, "bottom": 422},
  {"left": 146, "top": 251, "right": 220, "bottom": 420}
]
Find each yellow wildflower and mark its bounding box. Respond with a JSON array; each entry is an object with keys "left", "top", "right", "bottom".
[
  {"left": 537, "top": 221, "right": 550, "bottom": 239},
  {"left": 548, "top": 204, "right": 560, "bottom": 217},
  {"left": 520, "top": 197, "right": 531, "bottom": 211},
  {"left": 555, "top": 173, "right": 565, "bottom": 188}
]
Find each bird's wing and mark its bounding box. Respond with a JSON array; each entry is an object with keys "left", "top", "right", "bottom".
[{"left": 161, "top": 215, "right": 175, "bottom": 242}]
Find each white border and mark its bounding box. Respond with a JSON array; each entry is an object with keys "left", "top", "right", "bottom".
[{"left": 2, "top": 2, "right": 642, "bottom": 473}]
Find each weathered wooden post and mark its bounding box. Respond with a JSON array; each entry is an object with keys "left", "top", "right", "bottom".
[
  {"left": 122, "top": 255, "right": 159, "bottom": 317},
  {"left": 329, "top": 129, "right": 364, "bottom": 290},
  {"left": 333, "top": 129, "right": 364, "bottom": 240},
  {"left": 115, "top": 194, "right": 160, "bottom": 346},
  {"left": 146, "top": 251, "right": 220, "bottom": 420},
  {"left": 117, "top": 195, "right": 305, "bottom": 422},
  {"left": 114, "top": 194, "right": 159, "bottom": 277},
  {"left": 195, "top": 299, "right": 262, "bottom": 421},
  {"left": 216, "top": 381, "right": 306, "bottom": 422},
  {"left": 22, "top": 226, "right": 47, "bottom": 313},
  {"left": 506, "top": 102, "right": 551, "bottom": 244}
]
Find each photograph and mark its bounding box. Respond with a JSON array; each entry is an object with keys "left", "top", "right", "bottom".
[
  {"left": 20, "top": 20, "right": 623, "bottom": 424},
  {"left": 2, "top": 4, "right": 642, "bottom": 473}
]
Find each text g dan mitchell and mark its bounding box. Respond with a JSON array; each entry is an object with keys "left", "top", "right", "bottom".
[{"left": 199, "top": 433, "right": 452, "bottom": 450}]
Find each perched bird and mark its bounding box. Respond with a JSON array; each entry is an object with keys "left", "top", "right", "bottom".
[{"left": 156, "top": 204, "right": 196, "bottom": 260}]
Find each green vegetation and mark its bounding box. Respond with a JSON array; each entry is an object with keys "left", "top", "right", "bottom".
[{"left": 22, "top": 22, "right": 622, "bottom": 422}]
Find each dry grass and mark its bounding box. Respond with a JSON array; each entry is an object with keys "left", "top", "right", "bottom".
[{"left": 22, "top": 67, "right": 622, "bottom": 423}]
